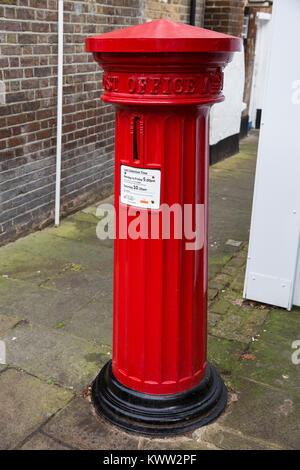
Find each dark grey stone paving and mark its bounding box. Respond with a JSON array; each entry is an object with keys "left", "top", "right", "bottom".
[
  {"left": 0, "top": 278, "right": 91, "bottom": 328},
  {"left": 63, "top": 299, "right": 113, "bottom": 347},
  {"left": 2, "top": 323, "right": 110, "bottom": 392},
  {"left": 0, "top": 313, "right": 22, "bottom": 336},
  {"left": 0, "top": 369, "right": 72, "bottom": 450},
  {"left": 219, "top": 377, "right": 300, "bottom": 450},
  {"left": 42, "top": 398, "right": 140, "bottom": 450},
  {"left": 20, "top": 433, "right": 71, "bottom": 450}
]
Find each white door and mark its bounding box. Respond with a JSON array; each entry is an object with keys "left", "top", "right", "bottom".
[{"left": 244, "top": 0, "right": 300, "bottom": 310}]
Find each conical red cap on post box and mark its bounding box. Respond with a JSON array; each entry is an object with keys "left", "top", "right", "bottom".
[{"left": 85, "top": 18, "right": 241, "bottom": 53}]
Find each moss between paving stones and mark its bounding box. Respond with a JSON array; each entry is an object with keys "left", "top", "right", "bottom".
[
  {"left": 210, "top": 306, "right": 269, "bottom": 345},
  {"left": 208, "top": 312, "right": 221, "bottom": 329},
  {"left": 207, "top": 256, "right": 271, "bottom": 341},
  {"left": 207, "top": 335, "right": 245, "bottom": 375},
  {"left": 225, "top": 254, "right": 246, "bottom": 268},
  {"left": 208, "top": 253, "right": 232, "bottom": 269},
  {"left": 210, "top": 317, "right": 249, "bottom": 344},
  {"left": 230, "top": 268, "right": 246, "bottom": 295},
  {"left": 209, "top": 298, "right": 232, "bottom": 315},
  {"left": 68, "top": 211, "right": 101, "bottom": 225},
  {"left": 222, "top": 265, "right": 239, "bottom": 277},
  {"left": 53, "top": 218, "right": 113, "bottom": 250},
  {"left": 235, "top": 337, "right": 300, "bottom": 392},
  {"left": 261, "top": 308, "right": 300, "bottom": 343},
  {"left": 208, "top": 288, "right": 218, "bottom": 302},
  {"left": 0, "top": 230, "right": 114, "bottom": 287},
  {"left": 0, "top": 236, "right": 65, "bottom": 283}
]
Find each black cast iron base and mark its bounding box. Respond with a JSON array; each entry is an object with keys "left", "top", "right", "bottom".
[{"left": 92, "top": 361, "right": 227, "bottom": 436}]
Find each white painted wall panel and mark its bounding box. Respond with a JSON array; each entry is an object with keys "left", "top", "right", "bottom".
[
  {"left": 210, "top": 46, "right": 245, "bottom": 146},
  {"left": 249, "top": 13, "right": 271, "bottom": 127}
]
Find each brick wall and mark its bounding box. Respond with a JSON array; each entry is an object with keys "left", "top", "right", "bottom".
[
  {"left": 0, "top": 0, "right": 206, "bottom": 246},
  {"left": 143, "top": 0, "right": 205, "bottom": 27},
  {"left": 204, "top": 0, "right": 247, "bottom": 37},
  {"left": 0, "top": 0, "right": 142, "bottom": 245}
]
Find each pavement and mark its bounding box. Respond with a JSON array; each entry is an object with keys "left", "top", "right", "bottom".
[{"left": 0, "top": 132, "right": 299, "bottom": 450}]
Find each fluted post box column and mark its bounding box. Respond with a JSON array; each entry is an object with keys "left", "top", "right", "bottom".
[{"left": 86, "top": 19, "right": 241, "bottom": 435}]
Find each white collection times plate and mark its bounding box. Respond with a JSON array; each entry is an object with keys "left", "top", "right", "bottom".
[{"left": 120, "top": 165, "right": 161, "bottom": 210}]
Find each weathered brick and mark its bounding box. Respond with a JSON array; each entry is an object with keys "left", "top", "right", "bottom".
[
  {"left": 0, "top": 0, "right": 17, "bottom": 4},
  {"left": 4, "top": 69, "right": 23, "bottom": 80},
  {"left": 0, "top": 57, "right": 9, "bottom": 67},
  {"left": 16, "top": 7, "right": 35, "bottom": 20},
  {"left": 32, "top": 22, "right": 50, "bottom": 33},
  {"left": 34, "top": 67, "right": 52, "bottom": 77},
  {"left": 18, "top": 33, "right": 38, "bottom": 44},
  {"left": 6, "top": 92, "right": 27, "bottom": 103},
  {"left": 204, "top": 0, "right": 247, "bottom": 36},
  {"left": 30, "top": 0, "right": 48, "bottom": 8},
  {"left": 0, "top": 129, "right": 11, "bottom": 139},
  {"left": 2, "top": 19, "right": 21, "bottom": 31},
  {"left": 1, "top": 44, "right": 21, "bottom": 54}
]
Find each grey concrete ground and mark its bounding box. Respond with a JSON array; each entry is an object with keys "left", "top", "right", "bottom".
[{"left": 0, "top": 132, "right": 299, "bottom": 450}]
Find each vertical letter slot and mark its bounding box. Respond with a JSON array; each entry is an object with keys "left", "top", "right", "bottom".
[{"left": 131, "top": 115, "right": 144, "bottom": 163}]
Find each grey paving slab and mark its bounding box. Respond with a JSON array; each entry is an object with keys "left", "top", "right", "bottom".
[
  {"left": 20, "top": 432, "right": 71, "bottom": 450},
  {"left": 43, "top": 398, "right": 140, "bottom": 450},
  {"left": 139, "top": 436, "right": 216, "bottom": 450},
  {"left": 260, "top": 308, "right": 300, "bottom": 345},
  {"left": 0, "top": 230, "right": 113, "bottom": 284},
  {"left": 0, "top": 278, "right": 90, "bottom": 328},
  {"left": 193, "top": 424, "right": 282, "bottom": 450},
  {"left": 52, "top": 218, "right": 114, "bottom": 250},
  {"left": 2, "top": 323, "right": 109, "bottom": 392},
  {"left": 0, "top": 233, "right": 67, "bottom": 284},
  {"left": 37, "top": 234, "right": 114, "bottom": 273},
  {"left": 41, "top": 268, "right": 113, "bottom": 301},
  {"left": 209, "top": 290, "right": 269, "bottom": 344},
  {"left": 0, "top": 313, "right": 22, "bottom": 336},
  {"left": 63, "top": 299, "right": 113, "bottom": 347},
  {"left": 0, "top": 368, "right": 72, "bottom": 450},
  {"left": 235, "top": 336, "right": 300, "bottom": 392},
  {"left": 0, "top": 314, "right": 22, "bottom": 369},
  {"left": 220, "top": 377, "right": 300, "bottom": 450}
]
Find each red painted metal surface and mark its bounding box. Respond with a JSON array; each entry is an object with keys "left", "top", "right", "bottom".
[
  {"left": 86, "top": 18, "right": 241, "bottom": 53},
  {"left": 87, "top": 19, "right": 241, "bottom": 395}
]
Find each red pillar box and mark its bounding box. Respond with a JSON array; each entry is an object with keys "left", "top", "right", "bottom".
[{"left": 86, "top": 19, "right": 240, "bottom": 435}]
